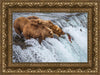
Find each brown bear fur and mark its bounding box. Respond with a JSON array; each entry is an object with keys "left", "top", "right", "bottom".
[
  {"left": 29, "top": 19, "right": 40, "bottom": 26},
  {"left": 27, "top": 16, "right": 39, "bottom": 20},
  {"left": 14, "top": 17, "right": 41, "bottom": 37},
  {"left": 14, "top": 17, "right": 30, "bottom": 37},
  {"left": 23, "top": 22, "right": 53, "bottom": 43},
  {"left": 27, "top": 17, "right": 65, "bottom": 36},
  {"left": 35, "top": 19, "right": 65, "bottom": 36},
  {"left": 45, "top": 20, "right": 65, "bottom": 36}
]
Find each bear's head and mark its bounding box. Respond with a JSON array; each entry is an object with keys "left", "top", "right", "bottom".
[
  {"left": 55, "top": 25, "right": 65, "bottom": 36},
  {"left": 42, "top": 26, "right": 53, "bottom": 38},
  {"left": 47, "top": 20, "right": 65, "bottom": 36}
]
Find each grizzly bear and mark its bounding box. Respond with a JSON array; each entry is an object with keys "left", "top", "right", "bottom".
[
  {"left": 23, "top": 22, "right": 53, "bottom": 43},
  {"left": 47, "top": 21, "right": 65, "bottom": 36},
  {"left": 14, "top": 17, "right": 30, "bottom": 38},
  {"left": 27, "top": 17, "right": 65, "bottom": 37}
]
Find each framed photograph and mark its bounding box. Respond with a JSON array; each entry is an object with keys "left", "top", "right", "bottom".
[{"left": 0, "top": 0, "right": 100, "bottom": 75}]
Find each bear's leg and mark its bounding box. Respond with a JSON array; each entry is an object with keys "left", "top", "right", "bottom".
[
  {"left": 39, "top": 36, "right": 42, "bottom": 44},
  {"left": 38, "top": 33, "right": 45, "bottom": 44},
  {"left": 14, "top": 28, "right": 22, "bottom": 38},
  {"left": 38, "top": 34, "right": 45, "bottom": 44},
  {"left": 23, "top": 33, "right": 30, "bottom": 39},
  {"left": 25, "top": 35, "right": 31, "bottom": 39},
  {"left": 41, "top": 34, "right": 45, "bottom": 40}
]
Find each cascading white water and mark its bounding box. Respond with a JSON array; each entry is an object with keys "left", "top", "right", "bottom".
[{"left": 12, "top": 13, "right": 87, "bottom": 62}]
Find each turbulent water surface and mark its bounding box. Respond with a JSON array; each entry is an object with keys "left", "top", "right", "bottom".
[{"left": 12, "top": 13, "right": 87, "bottom": 62}]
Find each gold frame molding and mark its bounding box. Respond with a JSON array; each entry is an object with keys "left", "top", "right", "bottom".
[{"left": 0, "top": 0, "right": 99, "bottom": 74}]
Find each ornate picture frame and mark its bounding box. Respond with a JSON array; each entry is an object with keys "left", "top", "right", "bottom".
[{"left": 0, "top": 0, "right": 99, "bottom": 75}]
